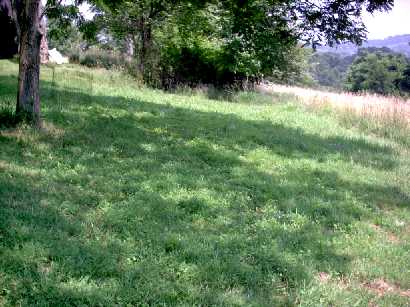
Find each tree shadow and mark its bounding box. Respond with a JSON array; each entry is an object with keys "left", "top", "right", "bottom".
[
  {"left": 0, "top": 73, "right": 409, "bottom": 305},
  {"left": 0, "top": 72, "right": 401, "bottom": 171},
  {"left": 44, "top": 85, "right": 397, "bottom": 171},
  {"left": 0, "top": 73, "right": 18, "bottom": 128}
]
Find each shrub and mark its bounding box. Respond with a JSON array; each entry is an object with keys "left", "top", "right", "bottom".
[
  {"left": 79, "top": 50, "right": 127, "bottom": 70},
  {"left": 159, "top": 44, "right": 247, "bottom": 89},
  {"left": 68, "top": 50, "right": 80, "bottom": 64}
]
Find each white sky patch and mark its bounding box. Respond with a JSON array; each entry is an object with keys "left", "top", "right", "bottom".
[
  {"left": 79, "top": 2, "right": 94, "bottom": 20},
  {"left": 41, "top": 0, "right": 95, "bottom": 20},
  {"left": 363, "top": 0, "right": 410, "bottom": 39}
]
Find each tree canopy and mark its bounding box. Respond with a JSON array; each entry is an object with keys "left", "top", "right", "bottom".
[
  {"left": 84, "top": 0, "right": 394, "bottom": 87},
  {"left": 345, "top": 47, "right": 409, "bottom": 95}
]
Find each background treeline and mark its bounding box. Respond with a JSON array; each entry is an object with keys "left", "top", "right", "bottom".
[{"left": 309, "top": 47, "right": 410, "bottom": 96}]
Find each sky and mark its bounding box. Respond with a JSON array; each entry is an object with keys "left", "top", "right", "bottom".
[
  {"left": 79, "top": 3, "right": 93, "bottom": 20},
  {"left": 362, "top": 0, "right": 410, "bottom": 40}
]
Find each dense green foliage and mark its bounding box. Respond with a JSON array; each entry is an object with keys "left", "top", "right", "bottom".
[
  {"left": 94, "top": 0, "right": 308, "bottom": 87},
  {"left": 345, "top": 48, "right": 410, "bottom": 95},
  {"left": 84, "top": 0, "right": 394, "bottom": 87},
  {"left": 399, "top": 66, "right": 410, "bottom": 92},
  {"left": 1, "top": 60, "right": 410, "bottom": 306}
]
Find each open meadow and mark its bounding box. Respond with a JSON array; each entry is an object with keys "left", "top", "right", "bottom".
[{"left": 1, "top": 60, "right": 409, "bottom": 306}]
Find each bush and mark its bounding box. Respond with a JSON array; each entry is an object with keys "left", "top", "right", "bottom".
[
  {"left": 79, "top": 50, "right": 128, "bottom": 70},
  {"left": 345, "top": 48, "right": 409, "bottom": 96},
  {"left": 159, "top": 44, "right": 247, "bottom": 89},
  {"left": 68, "top": 50, "right": 80, "bottom": 64}
]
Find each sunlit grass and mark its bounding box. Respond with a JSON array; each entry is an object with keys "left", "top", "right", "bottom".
[{"left": 1, "top": 60, "right": 409, "bottom": 306}]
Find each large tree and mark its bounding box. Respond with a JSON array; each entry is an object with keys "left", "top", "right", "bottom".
[
  {"left": 94, "top": 0, "right": 195, "bottom": 81},
  {"left": 15, "top": 0, "right": 44, "bottom": 125},
  {"left": 15, "top": 0, "right": 394, "bottom": 125},
  {"left": 12, "top": 0, "right": 81, "bottom": 126}
]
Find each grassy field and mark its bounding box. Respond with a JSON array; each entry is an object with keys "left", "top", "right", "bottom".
[{"left": 0, "top": 60, "right": 409, "bottom": 306}]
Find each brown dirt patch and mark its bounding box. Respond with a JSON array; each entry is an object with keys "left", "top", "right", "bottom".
[
  {"left": 363, "top": 279, "right": 410, "bottom": 298},
  {"left": 316, "top": 273, "right": 410, "bottom": 299},
  {"left": 370, "top": 224, "right": 400, "bottom": 244}
]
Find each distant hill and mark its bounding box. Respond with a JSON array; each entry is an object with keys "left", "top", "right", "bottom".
[{"left": 318, "top": 34, "right": 410, "bottom": 57}]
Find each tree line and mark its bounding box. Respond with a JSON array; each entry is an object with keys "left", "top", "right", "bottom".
[{"left": 309, "top": 47, "right": 410, "bottom": 96}]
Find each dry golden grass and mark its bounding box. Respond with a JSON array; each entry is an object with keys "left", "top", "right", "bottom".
[
  {"left": 259, "top": 83, "right": 410, "bottom": 123},
  {"left": 259, "top": 83, "right": 410, "bottom": 144}
]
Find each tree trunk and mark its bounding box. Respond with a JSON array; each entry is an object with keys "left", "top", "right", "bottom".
[{"left": 15, "top": 0, "right": 43, "bottom": 126}]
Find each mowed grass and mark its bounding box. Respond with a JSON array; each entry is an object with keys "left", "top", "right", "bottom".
[{"left": 0, "top": 60, "right": 409, "bottom": 306}]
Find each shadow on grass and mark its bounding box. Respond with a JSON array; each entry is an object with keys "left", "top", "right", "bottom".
[
  {"left": 42, "top": 85, "right": 397, "bottom": 171},
  {"left": 0, "top": 74, "right": 18, "bottom": 128},
  {"left": 0, "top": 72, "right": 400, "bottom": 171},
  {"left": 1, "top": 73, "right": 409, "bottom": 305},
  {"left": 0, "top": 109, "right": 18, "bottom": 128}
]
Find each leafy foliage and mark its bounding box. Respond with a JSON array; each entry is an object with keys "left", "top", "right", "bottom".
[
  {"left": 399, "top": 66, "right": 410, "bottom": 92},
  {"left": 78, "top": 48, "right": 128, "bottom": 70},
  {"left": 345, "top": 48, "right": 409, "bottom": 95},
  {"left": 47, "top": 18, "right": 85, "bottom": 54},
  {"left": 87, "top": 0, "right": 395, "bottom": 87}
]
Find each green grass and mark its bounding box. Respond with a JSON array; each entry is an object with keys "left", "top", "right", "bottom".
[{"left": 0, "top": 60, "right": 409, "bottom": 306}]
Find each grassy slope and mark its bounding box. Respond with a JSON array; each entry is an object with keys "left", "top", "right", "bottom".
[{"left": 0, "top": 60, "right": 409, "bottom": 306}]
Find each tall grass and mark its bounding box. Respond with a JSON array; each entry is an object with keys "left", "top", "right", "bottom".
[{"left": 260, "top": 83, "right": 410, "bottom": 145}]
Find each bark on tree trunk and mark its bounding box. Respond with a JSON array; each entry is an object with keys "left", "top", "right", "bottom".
[{"left": 15, "top": 0, "right": 43, "bottom": 126}]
